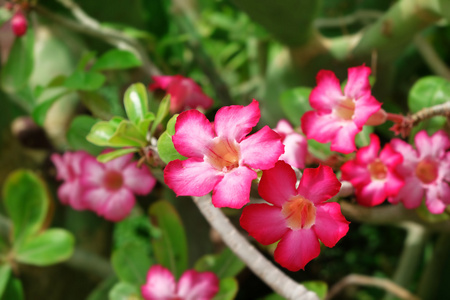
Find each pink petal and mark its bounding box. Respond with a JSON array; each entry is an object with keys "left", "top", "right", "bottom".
[
  {"left": 355, "top": 134, "right": 380, "bottom": 165},
  {"left": 425, "top": 181, "right": 450, "bottom": 214},
  {"left": 240, "top": 126, "right": 284, "bottom": 170},
  {"left": 279, "top": 132, "right": 308, "bottom": 169},
  {"left": 274, "top": 228, "right": 320, "bottom": 271},
  {"left": 379, "top": 143, "right": 403, "bottom": 168},
  {"left": 301, "top": 111, "right": 341, "bottom": 144},
  {"left": 51, "top": 153, "right": 69, "bottom": 181},
  {"left": 97, "top": 188, "right": 135, "bottom": 222},
  {"left": 309, "top": 70, "right": 343, "bottom": 111},
  {"left": 344, "top": 65, "right": 372, "bottom": 100},
  {"left": 275, "top": 119, "right": 294, "bottom": 136},
  {"left": 390, "top": 138, "right": 419, "bottom": 176},
  {"left": 164, "top": 159, "right": 222, "bottom": 197},
  {"left": 80, "top": 156, "right": 105, "bottom": 187},
  {"left": 330, "top": 122, "right": 360, "bottom": 154},
  {"left": 123, "top": 163, "right": 156, "bottom": 195},
  {"left": 297, "top": 165, "right": 341, "bottom": 205},
  {"left": 141, "top": 265, "right": 176, "bottom": 300},
  {"left": 149, "top": 75, "right": 175, "bottom": 90},
  {"left": 177, "top": 270, "right": 219, "bottom": 300},
  {"left": 352, "top": 95, "right": 382, "bottom": 127},
  {"left": 240, "top": 204, "right": 288, "bottom": 245},
  {"left": 258, "top": 161, "right": 297, "bottom": 207},
  {"left": 390, "top": 177, "right": 424, "bottom": 209},
  {"left": 83, "top": 187, "right": 112, "bottom": 213},
  {"left": 340, "top": 161, "right": 371, "bottom": 189},
  {"left": 214, "top": 99, "right": 260, "bottom": 143},
  {"left": 416, "top": 130, "right": 450, "bottom": 159},
  {"left": 355, "top": 180, "right": 387, "bottom": 206},
  {"left": 212, "top": 166, "right": 257, "bottom": 209},
  {"left": 173, "top": 110, "right": 215, "bottom": 158},
  {"left": 104, "top": 152, "right": 134, "bottom": 172},
  {"left": 313, "top": 202, "right": 349, "bottom": 248},
  {"left": 58, "top": 180, "right": 88, "bottom": 210},
  {"left": 384, "top": 171, "right": 404, "bottom": 198}
]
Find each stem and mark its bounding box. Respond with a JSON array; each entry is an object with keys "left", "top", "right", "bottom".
[
  {"left": 193, "top": 195, "right": 319, "bottom": 300},
  {"left": 411, "top": 101, "right": 450, "bottom": 126}
]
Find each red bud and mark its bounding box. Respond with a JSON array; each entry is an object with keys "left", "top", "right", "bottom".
[{"left": 11, "top": 12, "right": 27, "bottom": 37}]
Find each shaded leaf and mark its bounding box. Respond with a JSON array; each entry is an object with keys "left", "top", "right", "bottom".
[
  {"left": 79, "top": 91, "right": 113, "bottom": 120},
  {"left": 86, "top": 276, "right": 118, "bottom": 300},
  {"left": 91, "top": 50, "right": 141, "bottom": 71},
  {"left": 195, "top": 248, "right": 245, "bottom": 279},
  {"left": 77, "top": 51, "right": 97, "bottom": 71},
  {"left": 0, "top": 265, "right": 11, "bottom": 299},
  {"left": 112, "top": 242, "right": 152, "bottom": 285},
  {"left": 355, "top": 126, "right": 374, "bottom": 148},
  {"left": 150, "top": 95, "right": 171, "bottom": 136},
  {"left": 280, "top": 87, "right": 312, "bottom": 127},
  {"left": 97, "top": 148, "right": 138, "bottom": 163},
  {"left": 31, "top": 88, "right": 71, "bottom": 126},
  {"left": 67, "top": 115, "right": 104, "bottom": 155},
  {"left": 213, "top": 277, "right": 239, "bottom": 300},
  {"left": 64, "top": 70, "right": 106, "bottom": 91},
  {"left": 1, "top": 276, "right": 23, "bottom": 300},
  {"left": 108, "top": 282, "right": 140, "bottom": 300}
]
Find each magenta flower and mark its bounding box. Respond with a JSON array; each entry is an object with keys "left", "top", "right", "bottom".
[
  {"left": 11, "top": 11, "right": 27, "bottom": 37},
  {"left": 81, "top": 152, "right": 156, "bottom": 221},
  {"left": 51, "top": 151, "right": 91, "bottom": 210},
  {"left": 341, "top": 134, "right": 404, "bottom": 207},
  {"left": 390, "top": 130, "right": 450, "bottom": 214},
  {"left": 149, "top": 75, "right": 213, "bottom": 114},
  {"left": 164, "top": 100, "right": 284, "bottom": 209},
  {"left": 141, "top": 265, "right": 219, "bottom": 300},
  {"left": 274, "top": 119, "right": 308, "bottom": 169},
  {"left": 301, "top": 65, "right": 383, "bottom": 154},
  {"left": 240, "top": 161, "right": 349, "bottom": 271}
]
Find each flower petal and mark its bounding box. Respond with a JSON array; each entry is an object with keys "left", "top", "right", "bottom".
[
  {"left": 353, "top": 95, "right": 382, "bottom": 127},
  {"left": 80, "top": 156, "right": 105, "bottom": 187},
  {"left": 301, "top": 111, "right": 340, "bottom": 144},
  {"left": 314, "top": 202, "right": 349, "bottom": 248},
  {"left": 297, "top": 165, "right": 341, "bottom": 205},
  {"left": 390, "top": 177, "right": 424, "bottom": 208},
  {"left": 344, "top": 65, "right": 372, "bottom": 100},
  {"left": 177, "top": 270, "right": 219, "bottom": 300},
  {"left": 275, "top": 119, "right": 294, "bottom": 136},
  {"left": 416, "top": 130, "right": 450, "bottom": 160},
  {"left": 173, "top": 110, "right": 215, "bottom": 158},
  {"left": 258, "top": 161, "right": 297, "bottom": 207},
  {"left": 212, "top": 166, "right": 257, "bottom": 209},
  {"left": 240, "top": 126, "right": 284, "bottom": 170},
  {"left": 340, "top": 161, "right": 371, "bottom": 189},
  {"left": 123, "top": 163, "right": 156, "bottom": 195},
  {"left": 164, "top": 159, "right": 222, "bottom": 197},
  {"left": 214, "top": 99, "right": 260, "bottom": 143},
  {"left": 355, "top": 180, "right": 387, "bottom": 206},
  {"left": 279, "top": 131, "right": 308, "bottom": 169},
  {"left": 380, "top": 143, "right": 403, "bottom": 168},
  {"left": 149, "top": 75, "right": 175, "bottom": 90},
  {"left": 104, "top": 152, "right": 134, "bottom": 171},
  {"left": 240, "top": 204, "right": 288, "bottom": 245},
  {"left": 97, "top": 188, "right": 135, "bottom": 222},
  {"left": 83, "top": 187, "right": 112, "bottom": 212},
  {"left": 309, "top": 70, "right": 343, "bottom": 111},
  {"left": 390, "top": 138, "right": 419, "bottom": 176},
  {"left": 330, "top": 122, "right": 360, "bottom": 154},
  {"left": 425, "top": 180, "right": 450, "bottom": 214},
  {"left": 384, "top": 171, "right": 404, "bottom": 198},
  {"left": 355, "top": 134, "right": 380, "bottom": 165},
  {"left": 274, "top": 228, "right": 320, "bottom": 271},
  {"left": 141, "top": 265, "right": 176, "bottom": 300},
  {"left": 58, "top": 179, "right": 88, "bottom": 210}
]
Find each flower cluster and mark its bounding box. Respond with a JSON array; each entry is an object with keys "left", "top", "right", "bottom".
[{"left": 52, "top": 150, "right": 156, "bottom": 221}]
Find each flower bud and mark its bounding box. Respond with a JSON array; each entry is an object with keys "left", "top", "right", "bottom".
[{"left": 11, "top": 12, "right": 27, "bottom": 37}]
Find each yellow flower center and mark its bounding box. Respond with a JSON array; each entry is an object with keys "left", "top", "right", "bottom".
[
  {"left": 281, "top": 195, "right": 316, "bottom": 230},
  {"left": 335, "top": 97, "right": 355, "bottom": 120},
  {"left": 206, "top": 138, "right": 240, "bottom": 172},
  {"left": 368, "top": 159, "right": 387, "bottom": 180}
]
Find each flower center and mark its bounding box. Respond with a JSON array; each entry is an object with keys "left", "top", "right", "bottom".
[
  {"left": 335, "top": 97, "right": 355, "bottom": 120},
  {"left": 206, "top": 138, "right": 240, "bottom": 172},
  {"left": 415, "top": 159, "right": 438, "bottom": 184},
  {"left": 281, "top": 195, "right": 316, "bottom": 230},
  {"left": 103, "top": 170, "right": 124, "bottom": 190},
  {"left": 368, "top": 159, "right": 387, "bottom": 180}
]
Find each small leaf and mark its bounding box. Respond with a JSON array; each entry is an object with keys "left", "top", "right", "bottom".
[
  {"left": 112, "top": 242, "right": 152, "bottom": 285},
  {"left": 109, "top": 121, "right": 147, "bottom": 147},
  {"left": 3, "top": 170, "right": 49, "bottom": 244},
  {"left": 150, "top": 95, "right": 171, "bottom": 136},
  {"left": 108, "top": 282, "right": 140, "bottom": 300},
  {"left": 124, "top": 83, "right": 149, "bottom": 124},
  {"left": 280, "top": 87, "right": 312, "bottom": 127},
  {"left": 91, "top": 50, "right": 142, "bottom": 71},
  {"left": 149, "top": 200, "right": 188, "bottom": 279},
  {"left": 64, "top": 70, "right": 106, "bottom": 91},
  {"left": 137, "top": 114, "right": 155, "bottom": 137},
  {"left": 79, "top": 91, "right": 113, "bottom": 120},
  {"left": 195, "top": 248, "right": 245, "bottom": 279},
  {"left": 213, "top": 277, "right": 239, "bottom": 300},
  {"left": 97, "top": 148, "right": 138, "bottom": 163},
  {"left": 67, "top": 115, "right": 104, "bottom": 155},
  {"left": 15, "top": 229, "right": 75, "bottom": 266},
  {"left": 157, "top": 132, "right": 187, "bottom": 164},
  {"left": 302, "top": 281, "right": 328, "bottom": 300},
  {"left": 77, "top": 51, "right": 97, "bottom": 71},
  {"left": 87, "top": 121, "right": 120, "bottom": 146},
  {"left": 1, "top": 276, "right": 23, "bottom": 300},
  {"left": 31, "top": 88, "right": 71, "bottom": 126},
  {"left": 166, "top": 114, "right": 178, "bottom": 136},
  {"left": 0, "top": 265, "right": 11, "bottom": 299}
]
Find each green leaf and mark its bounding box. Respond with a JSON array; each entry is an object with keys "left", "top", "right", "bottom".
[
  {"left": 31, "top": 88, "right": 71, "bottom": 126},
  {"left": 1, "top": 276, "right": 23, "bottom": 300},
  {"left": 150, "top": 95, "right": 171, "bottom": 136},
  {"left": 302, "top": 281, "right": 328, "bottom": 300},
  {"left": 149, "top": 200, "right": 188, "bottom": 279},
  {"left": 124, "top": 83, "right": 149, "bottom": 124},
  {"left": 97, "top": 148, "right": 139, "bottom": 163},
  {"left": 86, "top": 276, "right": 118, "bottom": 300},
  {"left": 64, "top": 70, "right": 106, "bottom": 91},
  {"left": 355, "top": 126, "right": 374, "bottom": 148},
  {"left": 137, "top": 113, "right": 155, "bottom": 136},
  {"left": 1, "top": 28, "right": 34, "bottom": 93},
  {"left": 166, "top": 114, "right": 178, "bottom": 136},
  {"left": 91, "top": 50, "right": 142, "bottom": 71},
  {"left": 263, "top": 293, "right": 285, "bottom": 300},
  {"left": 108, "top": 282, "right": 140, "bottom": 300},
  {"left": 3, "top": 170, "right": 49, "bottom": 244},
  {"left": 157, "top": 132, "right": 187, "bottom": 164},
  {"left": 77, "top": 51, "right": 97, "bottom": 71},
  {"left": 408, "top": 76, "right": 450, "bottom": 135},
  {"left": 87, "top": 121, "right": 120, "bottom": 146},
  {"left": 67, "top": 115, "right": 104, "bottom": 155},
  {"left": 112, "top": 242, "right": 152, "bottom": 285},
  {"left": 15, "top": 229, "right": 75, "bottom": 266},
  {"left": 213, "top": 277, "right": 239, "bottom": 300},
  {"left": 195, "top": 248, "right": 245, "bottom": 279},
  {"left": 79, "top": 91, "right": 113, "bottom": 120},
  {"left": 0, "top": 265, "right": 11, "bottom": 299},
  {"left": 0, "top": 8, "right": 12, "bottom": 28},
  {"left": 307, "top": 139, "right": 332, "bottom": 161},
  {"left": 87, "top": 120, "right": 146, "bottom": 148},
  {"left": 280, "top": 87, "right": 312, "bottom": 127}
]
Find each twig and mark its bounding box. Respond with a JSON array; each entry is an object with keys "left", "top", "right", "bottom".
[
  {"left": 193, "top": 195, "right": 319, "bottom": 300},
  {"left": 314, "top": 9, "right": 383, "bottom": 28},
  {"left": 326, "top": 274, "right": 420, "bottom": 300},
  {"left": 33, "top": 2, "right": 161, "bottom": 77},
  {"left": 414, "top": 35, "right": 450, "bottom": 80}
]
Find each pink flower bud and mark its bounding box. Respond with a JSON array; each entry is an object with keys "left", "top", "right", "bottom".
[{"left": 11, "top": 12, "right": 27, "bottom": 37}]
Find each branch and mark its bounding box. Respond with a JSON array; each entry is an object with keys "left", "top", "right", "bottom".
[
  {"left": 414, "top": 35, "right": 450, "bottom": 80},
  {"left": 34, "top": 1, "right": 161, "bottom": 77},
  {"left": 314, "top": 9, "right": 383, "bottom": 28},
  {"left": 193, "top": 195, "right": 319, "bottom": 300},
  {"left": 326, "top": 274, "right": 420, "bottom": 300}
]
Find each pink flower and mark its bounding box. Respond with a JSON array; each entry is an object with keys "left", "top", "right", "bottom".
[
  {"left": 390, "top": 130, "right": 450, "bottom": 214},
  {"left": 11, "top": 12, "right": 27, "bottom": 37},
  {"left": 341, "top": 134, "right": 404, "bottom": 207},
  {"left": 274, "top": 119, "right": 308, "bottom": 169},
  {"left": 240, "top": 161, "right": 349, "bottom": 271},
  {"left": 81, "top": 152, "right": 156, "bottom": 221},
  {"left": 301, "top": 65, "right": 383, "bottom": 154},
  {"left": 164, "top": 100, "right": 284, "bottom": 209},
  {"left": 141, "top": 265, "right": 219, "bottom": 300},
  {"left": 51, "top": 151, "right": 91, "bottom": 210},
  {"left": 149, "top": 75, "right": 213, "bottom": 114}
]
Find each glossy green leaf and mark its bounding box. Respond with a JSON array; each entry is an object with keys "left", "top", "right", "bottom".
[
  {"left": 79, "top": 91, "right": 113, "bottom": 120},
  {"left": 0, "top": 265, "right": 11, "bottom": 299},
  {"left": 112, "top": 242, "right": 152, "bottom": 285},
  {"left": 0, "top": 8, "right": 12, "bottom": 28},
  {"left": 87, "top": 121, "right": 120, "bottom": 146},
  {"left": 213, "top": 277, "right": 239, "bottom": 300},
  {"left": 108, "top": 282, "right": 140, "bottom": 300},
  {"left": 64, "top": 70, "right": 106, "bottom": 91},
  {"left": 15, "top": 229, "right": 75, "bottom": 266},
  {"left": 31, "top": 88, "right": 71, "bottom": 126},
  {"left": 302, "top": 281, "right": 328, "bottom": 300},
  {"left": 355, "top": 126, "right": 374, "bottom": 148},
  {"left": 1, "top": 276, "right": 23, "bottom": 300},
  {"left": 124, "top": 83, "right": 149, "bottom": 124},
  {"left": 67, "top": 115, "right": 104, "bottom": 155},
  {"left": 97, "top": 148, "right": 139, "bottom": 163},
  {"left": 195, "top": 248, "right": 245, "bottom": 279},
  {"left": 150, "top": 95, "right": 171, "bottom": 136},
  {"left": 91, "top": 50, "right": 141, "bottom": 71},
  {"left": 280, "top": 87, "right": 312, "bottom": 127},
  {"left": 109, "top": 121, "right": 147, "bottom": 147},
  {"left": 3, "top": 170, "right": 49, "bottom": 244},
  {"left": 157, "top": 132, "right": 187, "bottom": 164},
  {"left": 87, "top": 119, "right": 145, "bottom": 148},
  {"left": 149, "top": 200, "right": 188, "bottom": 279},
  {"left": 1, "top": 28, "right": 34, "bottom": 93}
]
